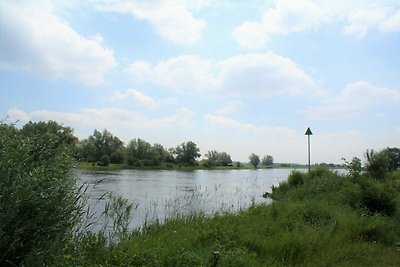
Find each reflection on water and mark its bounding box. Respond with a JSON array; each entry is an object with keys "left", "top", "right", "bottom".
[{"left": 73, "top": 168, "right": 344, "bottom": 229}]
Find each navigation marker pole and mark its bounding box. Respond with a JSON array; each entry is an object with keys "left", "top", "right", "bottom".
[{"left": 305, "top": 127, "right": 313, "bottom": 173}]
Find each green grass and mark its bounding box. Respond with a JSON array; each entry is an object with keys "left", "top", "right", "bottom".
[{"left": 53, "top": 168, "right": 400, "bottom": 266}]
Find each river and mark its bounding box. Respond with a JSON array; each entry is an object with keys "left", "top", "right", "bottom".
[{"left": 74, "top": 168, "right": 344, "bottom": 230}]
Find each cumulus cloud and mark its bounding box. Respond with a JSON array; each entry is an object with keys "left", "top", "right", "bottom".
[
  {"left": 7, "top": 107, "right": 195, "bottom": 131},
  {"left": 217, "top": 52, "right": 315, "bottom": 96},
  {"left": 344, "top": 8, "right": 400, "bottom": 38},
  {"left": 0, "top": 1, "right": 116, "bottom": 85},
  {"left": 97, "top": 0, "right": 206, "bottom": 45},
  {"left": 126, "top": 52, "right": 315, "bottom": 96},
  {"left": 204, "top": 114, "right": 296, "bottom": 135},
  {"left": 232, "top": 22, "right": 268, "bottom": 50},
  {"left": 111, "top": 88, "right": 176, "bottom": 108},
  {"left": 304, "top": 81, "right": 400, "bottom": 121},
  {"left": 233, "top": 0, "right": 400, "bottom": 48}
]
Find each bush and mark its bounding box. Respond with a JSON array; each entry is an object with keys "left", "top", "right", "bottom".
[
  {"left": 287, "top": 171, "right": 304, "bottom": 187},
  {"left": 0, "top": 124, "right": 83, "bottom": 266},
  {"left": 340, "top": 177, "right": 396, "bottom": 216},
  {"left": 365, "top": 149, "right": 388, "bottom": 179}
]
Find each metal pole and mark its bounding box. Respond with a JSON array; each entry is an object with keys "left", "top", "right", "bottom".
[{"left": 308, "top": 134, "right": 311, "bottom": 172}]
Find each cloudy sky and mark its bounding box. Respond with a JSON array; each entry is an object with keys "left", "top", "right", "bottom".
[{"left": 1, "top": 0, "right": 399, "bottom": 164}]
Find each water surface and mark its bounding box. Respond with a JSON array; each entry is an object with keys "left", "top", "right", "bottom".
[{"left": 74, "top": 168, "right": 341, "bottom": 229}]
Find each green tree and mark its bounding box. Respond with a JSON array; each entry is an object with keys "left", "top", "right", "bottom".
[
  {"left": 217, "top": 152, "right": 232, "bottom": 166},
  {"left": 205, "top": 150, "right": 219, "bottom": 166},
  {"left": 261, "top": 155, "right": 274, "bottom": 167},
  {"left": 342, "top": 157, "right": 362, "bottom": 177},
  {"left": 20, "top": 120, "right": 78, "bottom": 157},
  {"left": 174, "top": 141, "right": 201, "bottom": 166},
  {"left": 126, "top": 138, "right": 153, "bottom": 166},
  {"left": 365, "top": 149, "right": 388, "bottom": 179},
  {"left": 382, "top": 147, "right": 400, "bottom": 171},
  {"left": 78, "top": 129, "right": 124, "bottom": 164},
  {"left": 249, "top": 153, "right": 260, "bottom": 168}
]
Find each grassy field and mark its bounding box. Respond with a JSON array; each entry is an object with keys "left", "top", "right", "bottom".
[{"left": 55, "top": 168, "right": 400, "bottom": 266}]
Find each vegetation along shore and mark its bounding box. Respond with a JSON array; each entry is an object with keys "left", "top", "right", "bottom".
[{"left": 1, "top": 120, "right": 399, "bottom": 266}]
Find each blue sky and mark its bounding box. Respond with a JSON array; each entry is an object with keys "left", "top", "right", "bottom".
[{"left": 1, "top": 0, "right": 399, "bottom": 164}]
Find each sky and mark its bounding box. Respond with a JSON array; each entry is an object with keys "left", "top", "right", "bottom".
[{"left": 0, "top": 0, "right": 399, "bottom": 164}]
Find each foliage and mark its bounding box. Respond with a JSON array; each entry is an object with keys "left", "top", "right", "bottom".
[
  {"left": 365, "top": 149, "right": 388, "bottom": 179},
  {"left": 0, "top": 123, "right": 83, "bottom": 266},
  {"left": 78, "top": 129, "right": 125, "bottom": 164},
  {"left": 205, "top": 150, "right": 232, "bottom": 166},
  {"left": 126, "top": 139, "right": 174, "bottom": 167},
  {"left": 248, "top": 153, "right": 260, "bottom": 168},
  {"left": 342, "top": 156, "right": 362, "bottom": 176},
  {"left": 261, "top": 155, "right": 274, "bottom": 167},
  {"left": 174, "top": 141, "right": 201, "bottom": 166},
  {"left": 382, "top": 147, "right": 400, "bottom": 171}
]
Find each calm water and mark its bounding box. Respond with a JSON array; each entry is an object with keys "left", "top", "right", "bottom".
[{"left": 73, "top": 168, "right": 343, "bottom": 229}]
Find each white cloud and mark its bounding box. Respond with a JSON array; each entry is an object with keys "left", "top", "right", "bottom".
[
  {"left": 261, "top": 0, "right": 327, "bottom": 35},
  {"left": 233, "top": 0, "right": 400, "bottom": 48},
  {"left": 111, "top": 89, "right": 159, "bottom": 108},
  {"left": 127, "top": 52, "right": 315, "bottom": 96},
  {"left": 344, "top": 8, "right": 400, "bottom": 38},
  {"left": 232, "top": 22, "right": 267, "bottom": 50},
  {"left": 127, "top": 55, "right": 218, "bottom": 94},
  {"left": 7, "top": 107, "right": 195, "bottom": 133},
  {"left": 204, "top": 114, "right": 296, "bottom": 135},
  {"left": 97, "top": 0, "right": 206, "bottom": 45},
  {"left": 0, "top": 1, "right": 116, "bottom": 85},
  {"left": 125, "top": 61, "right": 152, "bottom": 80},
  {"left": 111, "top": 88, "right": 177, "bottom": 108},
  {"left": 216, "top": 101, "right": 242, "bottom": 115},
  {"left": 304, "top": 81, "right": 400, "bottom": 121},
  {"left": 217, "top": 52, "right": 315, "bottom": 96}
]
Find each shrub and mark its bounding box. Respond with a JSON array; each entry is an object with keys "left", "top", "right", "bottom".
[
  {"left": 287, "top": 171, "right": 304, "bottom": 187},
  {"left": 341, "top": 177, "right": 396, "bottom": 216},
  {"left": 0, "top": 124, "right": 83, "bottom": 266},
  {"left": 365, "top": 149, "right": 388, "bottom": 179}
]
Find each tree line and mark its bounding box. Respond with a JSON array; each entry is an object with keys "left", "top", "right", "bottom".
[{"left": 16, "top": 120, "right": 242, "bottom": 167}]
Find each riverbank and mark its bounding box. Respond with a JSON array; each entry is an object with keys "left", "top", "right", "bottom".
[
  {"left": 74, "top": 161, "right": 317, "bottom": 171},
  {"left": 55, "top": 168, "right": 400, "bottom": 266}
]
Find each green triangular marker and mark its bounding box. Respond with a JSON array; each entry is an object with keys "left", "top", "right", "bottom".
[{"left": 305, "top": 127, "right": 313, "bottom": 135}]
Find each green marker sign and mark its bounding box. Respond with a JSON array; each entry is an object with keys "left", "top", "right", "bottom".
[{"left": 305, "top": 127, "right": 313, "bottom": 172}]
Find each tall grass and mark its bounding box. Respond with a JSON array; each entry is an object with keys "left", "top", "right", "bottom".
[{"left": 0, "top": 124, "right": 85, "bottom": 266}]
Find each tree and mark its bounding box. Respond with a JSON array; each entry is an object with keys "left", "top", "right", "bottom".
[
  {"left": 20, "top": 120, "right": 78, "bottom": 157},
  {"left": 217, "top": 152, "right": 232, "bottom": 166},
  {"left": 382, "top": 147, "right": 400, "bottom": 171},
  {"left": 205, "top": 150, "right": 232, "bottom": 166},
  {"left": 365, "top": 149, "right": 388, "bottom": 179},
  {"left": 249, "top": 153, "right": 260, "bottom": 168},
  {"left": 174, "top": 141, "right": 201, "bottom": 166},
  {"left": 78, "top": 129, "right": 124, "bottom": 164},
  {"left": 126, "top": 138, "right": 152, "bottom": 166},
  {"left": 205, "top": 150, "right": 219, "bottom": 166},
  {"left": 342, "top": 157, "right": 362, "bottom": 177},
  {"left": 261, "top": 155, "right": 274, "bottom": 167}
]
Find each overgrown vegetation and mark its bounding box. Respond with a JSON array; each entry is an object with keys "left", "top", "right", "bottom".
[
  {"left": 55, "top": 165, "right": 400, "bottom": 266},
  {"left": 0, "top": 122, "right": 84, "bottom": 266},
  {"left": 2, "top": 119, "right": 399, "bottom": 266}
]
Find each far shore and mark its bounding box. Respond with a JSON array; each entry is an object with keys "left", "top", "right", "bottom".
[{"left": 74, "top": 161, "right": 343, "bottom": 171}]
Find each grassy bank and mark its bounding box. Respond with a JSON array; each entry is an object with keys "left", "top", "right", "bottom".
[
  {"left": 55, "top": 168, "right": 400, "bottom": 266},
  {"left": 75, "top": 161, "right": 304, "bottom": 171}
]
